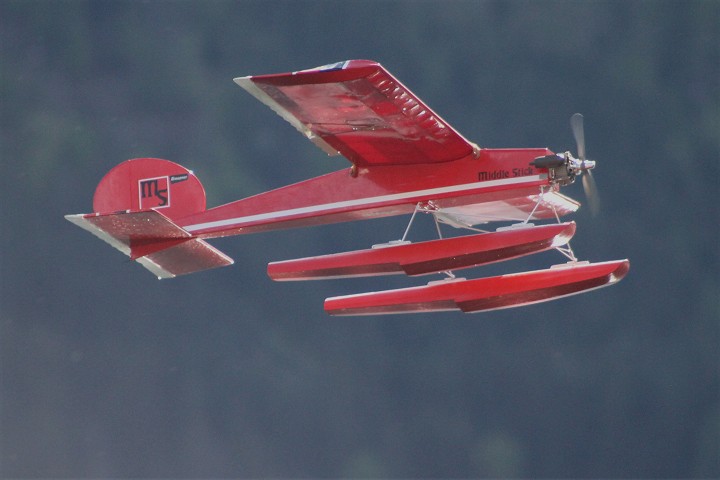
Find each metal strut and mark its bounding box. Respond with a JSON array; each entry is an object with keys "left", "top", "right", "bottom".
[
  {"left": 525, "top": 185, "right": 579, "bottom": 261},
  {"left": 433, "top": 214, "right": 444, "bottom": 239},
  {"left": 547, "top": 193, "right": 578, "bottom": 262},
  {"left": 400, "top": 203, "right": 423, "bottom": 242},
  {"left": 523, "top": 185, "right": 546, "bottom": 224},
  {"left": 401, "top": 203, "right": 459, "bottom": 280}
]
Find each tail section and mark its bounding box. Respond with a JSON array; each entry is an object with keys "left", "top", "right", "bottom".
[
  {"left": 66, "top": 158, "right": 233, "bottom": 278},
  {"left": 92, "top": 157, "right": 206, "bottom": 219}
]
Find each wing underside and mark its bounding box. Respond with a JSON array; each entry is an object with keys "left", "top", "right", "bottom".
[{"left": 235, "top": 60, "right": 478, "bottom": 167}]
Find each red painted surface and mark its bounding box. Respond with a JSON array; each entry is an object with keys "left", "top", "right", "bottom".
[
  {"left": 138, "top": 238, "right": 234, "bottom": 277},
  {"left": 268, "top": 222, "right": 576, "bottom": 280},
  {"left": 93, "top": 158, "right": 206, "bottom": 219},
  {"left": 240, "top": 60, "right": 476, "bottom": 167},
  {"left": 178, "top": 149, "right": 571, "bottom": 238},
  {"left": 324, "top": 260, "right": 630, "bottom": 315}
]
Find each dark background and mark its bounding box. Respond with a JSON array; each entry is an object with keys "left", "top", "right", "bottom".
[{"left": 1, "top": 0, "right": 718, "bottom": 477}]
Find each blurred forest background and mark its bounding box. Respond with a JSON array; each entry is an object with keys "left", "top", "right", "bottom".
[{"left": 1, "top": 0, "right": 718, "bottom": 477}]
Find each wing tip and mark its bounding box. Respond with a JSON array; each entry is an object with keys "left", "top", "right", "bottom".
[
  {"left": 234, "top": 60, "right": 380, "bottom": 83},
  {"left": 233, "top": 75, "right": 251, "bottom": 86}
]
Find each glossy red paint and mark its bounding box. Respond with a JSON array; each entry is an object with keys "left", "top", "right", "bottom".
[
  {"left": 268, "top": 222, "right": 576, "bottom": 280},
  {"left": 177, "top": 149, "right": 573, "bottom": 238},
  {"left": 92, "top": 158, "right": 206, "bottom": 218},
  {"left": 324, "top": 260, "right": 630, "bottom": 315},
  {"left": 236, "top": 59, "right": 476, "bottom": 167}
]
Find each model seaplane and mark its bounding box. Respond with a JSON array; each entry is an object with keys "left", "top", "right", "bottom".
[{"left": 66, "top": 60, "right": 629, "bottom": 315}]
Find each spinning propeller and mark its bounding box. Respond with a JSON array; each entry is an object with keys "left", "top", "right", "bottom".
[
  {"left": 570, "top": 113, "right": 600, "bottom": 215},
  {"left": 531, "top": 113, "right": 600, "bottom": 215}
]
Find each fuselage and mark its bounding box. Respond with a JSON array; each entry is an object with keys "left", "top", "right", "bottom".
[{"left": 178, "top": 148, "right": 579, "bottom": 239}]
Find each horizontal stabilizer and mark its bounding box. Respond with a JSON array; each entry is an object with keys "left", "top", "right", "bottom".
[
  {"left": 324, "top": 259, "right": 630, "bottom": 315},
  {"left": 268, "top": 222, "right": 576, "bottom": 280},
  {"left": 65, "top": 210, "right": 233, "bottom": 278}
]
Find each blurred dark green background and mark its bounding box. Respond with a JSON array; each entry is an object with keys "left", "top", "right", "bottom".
[{"left": 1, "top": 0, "right": 718, "bottom": 477}]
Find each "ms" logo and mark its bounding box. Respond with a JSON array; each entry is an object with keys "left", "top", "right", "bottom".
[{"left": 139, "top": 177, "right": 170, "bottom": 209}]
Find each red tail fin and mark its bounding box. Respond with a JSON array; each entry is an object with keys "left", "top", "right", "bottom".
[
  {"left": 67, "top": 158, "right": 234, "bottom": 278},
  {"left": 92, "top": 158, "right": 206, "bottom": 220}
]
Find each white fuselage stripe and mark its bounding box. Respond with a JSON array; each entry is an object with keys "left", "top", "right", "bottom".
[{"left": 184, "top": 175, "right": 544, "bottom": 233}]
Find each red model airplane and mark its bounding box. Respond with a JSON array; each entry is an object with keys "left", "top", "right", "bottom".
[{"left": 66, "top": 60, "right": 628, "bottom": 315}]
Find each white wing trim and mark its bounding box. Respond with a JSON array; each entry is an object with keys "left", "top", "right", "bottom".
[{"left": 234, "top": 76, "right": 339, "bottom": 156}]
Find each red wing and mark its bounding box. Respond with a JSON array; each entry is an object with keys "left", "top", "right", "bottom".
[{"left": 235, "top": 60, "right": 478, "bottom": 167}]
